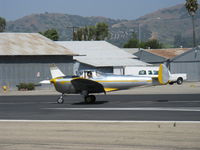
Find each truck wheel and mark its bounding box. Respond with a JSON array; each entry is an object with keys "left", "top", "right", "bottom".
[{"left": 177, "top": 78, "right": 183, "bottom": 85}]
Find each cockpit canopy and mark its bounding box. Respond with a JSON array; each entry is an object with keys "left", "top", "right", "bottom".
[{"left": 77, "top": 70, "right": 104, "bottom": 79}]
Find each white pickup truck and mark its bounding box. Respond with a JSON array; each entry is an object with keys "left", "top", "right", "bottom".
[
  {"left": 125, "top": 66, "right": 187, "bottom": 85},
  {"left": 168, "top": 73, "right": 187, "bottom": 85}
]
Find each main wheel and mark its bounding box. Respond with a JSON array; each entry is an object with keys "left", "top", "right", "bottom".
[
  {"left": 177, "top": 78, "right": 183, "bottom": 85},
  {"left": 57, "top": 97, "right": 64, "bottom": 104},
  {"left": 84, "top": 95, "right": 96, "bottom": 104},
  {"left": 90, "top": 95, "right": 96, "bottom": 103}
]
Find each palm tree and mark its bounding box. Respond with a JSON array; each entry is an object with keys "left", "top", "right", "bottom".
[
  {"left": 185, "top": 0, "right": 198, "bottom": 47},
  {"left": 0, "top": 17, "right": 6, "bottom": 32}
]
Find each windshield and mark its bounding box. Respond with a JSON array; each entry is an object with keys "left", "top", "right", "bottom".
[{"left": 77, "top": 70, "right": 104, "bottom": 77}]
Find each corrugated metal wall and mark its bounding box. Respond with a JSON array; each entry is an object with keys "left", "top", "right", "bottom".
[
  {"left": 135, "top": 48, "right": 200, "bottom": 81},
  {"left": 170, "top": 62, "right": 200, "bottom": 81},
  {"left": 0, "top": 56, "right": 74, "bottom": 89},
  {"left": 170, "top": 48, "right": 200, "bottom": 81}
]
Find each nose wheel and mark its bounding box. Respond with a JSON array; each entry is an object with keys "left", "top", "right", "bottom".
[
  {"left": 84, "top": 95, "right": 96, "bottom": 104},
  {"left": 57, "top": 94, "right": 64, "bottom": 104}
]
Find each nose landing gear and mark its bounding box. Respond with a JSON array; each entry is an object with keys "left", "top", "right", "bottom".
[{"left": 57, "top": 94, "right": 64, "bottom": 104}]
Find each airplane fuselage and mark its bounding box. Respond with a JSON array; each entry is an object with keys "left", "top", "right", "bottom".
[
  {"left": 46, "top": 64, "right": 170, "bottom": 104},
  {"left": 51, "top": 74, "right": 152, "bottom": 94}
]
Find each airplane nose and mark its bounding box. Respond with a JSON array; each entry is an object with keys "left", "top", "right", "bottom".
[{"left": 50, "top": 78, "right": 56, "bottom": 84}]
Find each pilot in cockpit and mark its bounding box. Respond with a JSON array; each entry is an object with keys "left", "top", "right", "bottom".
[{"left": 87, "top": 71, "right": 93, "bottom": 78}]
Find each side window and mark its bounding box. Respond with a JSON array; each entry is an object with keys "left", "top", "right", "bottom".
[
  {"left": 148, "top": 70, "right": 153, "bottom": 75},
  {"left": 153, "top": 70, "right": 158, "bottom": 75},
  {"left": 86, "top": 71, "right": 93, "bottom": 78},
  {"left": 139, "top": 70, "right": 147, "bottom": 75}
]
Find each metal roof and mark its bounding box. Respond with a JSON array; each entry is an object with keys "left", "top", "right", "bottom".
[
  {"left": 56, "top": 41, "right": 147, "bottom": 67},
  {"left": 0, "top": 33, "right": 77, "bottom": 56},
  {"left": 147, "top": 48, "right": 191, "bottom": 59},
  {"left": 121, "top": 48, "right": 139, "bottom": 57}
]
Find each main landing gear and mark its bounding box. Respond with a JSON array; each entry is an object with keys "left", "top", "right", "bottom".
[
  {"left": 84, "top": 95, "right": 96, "bottom": 104},
  {"left": 82, "top": 90, "right": 96, "bottom": 104},
  {"left": 56, "top": 93, "right": 96, "bottom": 104}
]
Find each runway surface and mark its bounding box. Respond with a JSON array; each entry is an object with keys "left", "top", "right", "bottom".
[{"left": 0, "top": 94, "right": 200, "bottom": 121}]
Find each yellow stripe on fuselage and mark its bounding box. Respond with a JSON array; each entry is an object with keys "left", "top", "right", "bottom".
[
  {"left": 51, "top": 78, "right": 152, "bottom": 84},
  {"left": 104, "top": 88, "right": 119, "bottom": 92},
  {"left": 97, "top": 80, "right": 152, "bottom": 83}
]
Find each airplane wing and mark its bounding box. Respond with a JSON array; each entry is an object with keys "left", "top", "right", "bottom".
[{"left": 71, "top": 78, "right": 106, "bottom": 94}]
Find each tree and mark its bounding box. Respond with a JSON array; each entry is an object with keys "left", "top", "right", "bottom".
[
  {"left": 123, "top": 32, "right": 139, "bottom": 48},
  {"left": 123, "top": 33, "right": 162, "bottom": 49},
  {"left": 0, "top": 17, "right": 6, "bottom": 32},
  {"left": 95, "top": 22, "right": 109, "bottom": 40},
  {"left": 185, "top": 0, "right": 198, "bottom": 47},
  {"left": 39, "top": 29, "right": 59, "bottom": 41},
  {"left": 73, "top": 22, "right": 109, "bottom": 41},
  {"left": 144, "top": 39, "right": 163, "bottom": 49}
]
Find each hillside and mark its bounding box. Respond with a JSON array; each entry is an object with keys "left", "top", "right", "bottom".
[
  {"left": 6, "top": 13, "right": 123, "bottom": 42},
  {"left": 5, "top": 4, "right": 200, "bottom": 47},
  {"left": 112, "top": 4, "right": 200, "bottom": 47}
]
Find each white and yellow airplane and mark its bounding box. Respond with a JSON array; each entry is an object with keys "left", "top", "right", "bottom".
[{"left": 41, "top": 64, "right": 169, "bottom": 104}]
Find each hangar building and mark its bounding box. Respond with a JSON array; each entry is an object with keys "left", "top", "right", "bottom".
[
  {"left": 0, "top": 33, "right": 77, "bottom": 89},
  {"left": 134, "top": 47, "right": 200, "bottom": 81},
  {"left": 56, "top": 41, "right": 147, "bottom": 75}
]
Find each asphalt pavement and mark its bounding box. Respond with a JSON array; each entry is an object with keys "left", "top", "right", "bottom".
[
  {"left": 0, "top": 82, "right": 200, "bottom": 150},
  {"left": 0, "top": 94, "right": 200, "bottom": 121}
]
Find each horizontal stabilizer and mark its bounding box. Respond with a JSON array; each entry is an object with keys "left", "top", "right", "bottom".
[
  {"left": 158, "top": 64, "right": 170, "bottom": 84},
  {"left": 39, "top": 80, "right": 51, "bottom": 84},
  {"left": 50, "top": 64, "right": 65, "bottom": 79}
]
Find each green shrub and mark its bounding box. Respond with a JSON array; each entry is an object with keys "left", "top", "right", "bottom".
[
  {"left": 17, "top": 83, "right": 35, "bottom": 91},
  {"left": 27, "top": 83, "right": 35, "bottom": 90}
]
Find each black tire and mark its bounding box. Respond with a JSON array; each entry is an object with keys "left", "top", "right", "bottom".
[
  {"left": 57, "top": 97, "right": 64, "bottom": 104},
  {"left": 177, "top": 78, "right": 183, "bottom": 85},
  {"left": 90, "top": 95, "right": 96, "bottom": 103},
  {"left": 84, "top": 96, "right": 91, "bottom": 104},
  {"left": 84, "top": 95, "right": 96, "bottom": 104}
]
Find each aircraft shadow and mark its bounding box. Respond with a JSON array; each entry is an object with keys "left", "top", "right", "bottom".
[{"left": 72, "top": 101, "right": 108, "bottom": 105}]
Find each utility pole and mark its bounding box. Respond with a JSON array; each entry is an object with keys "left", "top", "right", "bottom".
[
  {"left": 66, "top": 26, "right": 79, "bottom": 40},
  {"left": 138, "top": 23, "right": 141, "bottom": 50},
  {"left": 138, "top": 17, "right": 161, "bottom": 50}
]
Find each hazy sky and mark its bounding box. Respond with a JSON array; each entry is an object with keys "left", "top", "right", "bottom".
[{"left": 1, "top": 0, "right": 185, "bottom": 21}]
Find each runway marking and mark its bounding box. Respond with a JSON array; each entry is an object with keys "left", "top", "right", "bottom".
[
  {"left": 0, "top": 120, "right": 200, "bottom": 123},
  {"left": 43, "top": 107, "right": 200, "bottom": 112},
  {"left": 0, "top": 102, "right": 53, "bottom": 105}
]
